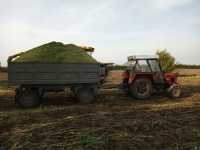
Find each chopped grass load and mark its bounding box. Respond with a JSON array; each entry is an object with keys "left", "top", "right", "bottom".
[{"left": 13, "top": 42, "right": 97, "bottom": 63}]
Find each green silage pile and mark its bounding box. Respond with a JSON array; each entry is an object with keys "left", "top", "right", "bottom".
[{"left": 13, "top": 42, "right": 97, "bottom": 63}]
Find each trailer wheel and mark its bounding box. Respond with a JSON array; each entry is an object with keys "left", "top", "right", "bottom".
[
  {"left": 38, "top": 88, "right": 45, "bottom": 98},
  {"left": 130, "top": 78, "right": 153, "bottom": 99},
  {"left": 16, "top": 89, "right": 40, "bottom": 108},
  {"left": 77, "top": 87, "right": 95, "bottom": 104}
]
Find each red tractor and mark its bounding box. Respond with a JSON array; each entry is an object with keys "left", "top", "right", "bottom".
[{"left": 122, "top": 55, "right": 181, "bottom": 99}]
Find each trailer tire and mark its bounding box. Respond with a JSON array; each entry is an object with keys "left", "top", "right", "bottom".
[
  {"left": 38, "top": 88, "right": 45, "bottom": 98},
  {"left": 130, "top": 78, "right": 153, "bottom": 99},
  {"left": 16, "top": 89, "right": 40, "bottom": 108},
  {"left": 77, "top": 87, "right": 95, "bottom": 104}
]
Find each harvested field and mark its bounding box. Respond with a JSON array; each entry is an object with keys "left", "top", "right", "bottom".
[
  {"left": 0, "top": 71, "right": 9, "bottom": 90},
  {"left": 0, "top": 71, "right": 7, "bottom": 81},
  {"left": 175, "top": 69, "right": 200, "bottom": 76},
  {"left": 0, "top": 69, "right": 200, "bottom": 150}
]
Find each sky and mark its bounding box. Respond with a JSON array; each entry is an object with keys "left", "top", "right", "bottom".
[{"left": 0, "top": 0, "right": 200, "bottom": 66}]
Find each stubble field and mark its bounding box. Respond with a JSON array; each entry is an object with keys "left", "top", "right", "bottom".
[{"left": 0, "top": 69, "right": 199, "bottom": 150}]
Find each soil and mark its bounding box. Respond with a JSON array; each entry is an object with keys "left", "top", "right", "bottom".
[{"left": 0, "top": 69, "right": 199, "bottom": 150}]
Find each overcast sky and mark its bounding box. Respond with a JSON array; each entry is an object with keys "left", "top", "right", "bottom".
[{"left": 0, "top": 0, "right": 199, "bottom": 66}]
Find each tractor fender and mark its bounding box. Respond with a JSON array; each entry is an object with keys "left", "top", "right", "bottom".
[{"left": 129, "top": 74, "right": 153, "bottom": 85}]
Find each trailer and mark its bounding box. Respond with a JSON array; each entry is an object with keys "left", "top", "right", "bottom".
[{"left": 8, "top": 56, "right": 101, "bottom": 108}]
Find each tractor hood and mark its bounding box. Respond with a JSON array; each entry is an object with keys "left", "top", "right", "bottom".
[{"left": 164, "top": 72, "right": 179, "bottom": 85}]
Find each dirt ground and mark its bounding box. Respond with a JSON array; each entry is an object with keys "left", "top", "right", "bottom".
[
  {"left": 0, "top": 69, "right": 200, "bottom": 150},
  {"left": 0, "top": 71, "right": 7, "bottom": 81},
  {"left": 175, "top": 69, "right": 200, "bottom": 76}
]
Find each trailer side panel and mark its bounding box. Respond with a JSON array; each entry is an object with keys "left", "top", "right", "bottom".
[{"left": 8, "top": 63, "right": 100, "bottom": 85}]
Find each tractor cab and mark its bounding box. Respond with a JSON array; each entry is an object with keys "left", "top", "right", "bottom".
[
  {"left": 122, "top": 55, "right": 181, "bottom": 99},
  {"left": 126, "top": 55, "right": 164, "bottom": 84}
]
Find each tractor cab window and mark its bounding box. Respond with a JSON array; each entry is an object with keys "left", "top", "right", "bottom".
[
  {"left": 126, "top": 61, "right": 136, "bottom": 70},
  {"left": 134, "top": 60, "right": 151, "bottom": 72},
  {"left": 148, "top": 60, "right": 161, "bottom": 72}
]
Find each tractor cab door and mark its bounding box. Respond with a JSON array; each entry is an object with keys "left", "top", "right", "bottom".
[{"left": 147, "top": 59, "right": 165, "bottom": 84}]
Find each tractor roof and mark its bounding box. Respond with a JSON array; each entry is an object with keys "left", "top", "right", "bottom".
[{"left": 128, "top": 55, "right": 159, "bottom": 61}]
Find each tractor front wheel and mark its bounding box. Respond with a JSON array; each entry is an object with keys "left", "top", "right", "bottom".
[
  {"left": 130, "top": 78, "right": 153, "bottom": 99},
  {"left": 168, "top": 84, "right": 181, "bottom": 98}
]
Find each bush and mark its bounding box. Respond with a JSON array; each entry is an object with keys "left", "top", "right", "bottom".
[{"left": 156, "top": 50, "right": 175, "bottom": 72}]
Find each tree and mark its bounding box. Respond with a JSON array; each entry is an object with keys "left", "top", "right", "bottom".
[{"left": 156, "top": 49, "right": 175, "bottom": 72}]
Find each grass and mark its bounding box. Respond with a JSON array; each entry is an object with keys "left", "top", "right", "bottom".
[{"left": 13, "top": 42, "right": 97, "bottom": 63}]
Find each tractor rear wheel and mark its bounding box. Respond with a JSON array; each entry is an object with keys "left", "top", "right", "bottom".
[{"left": 130, "top": 78, "right": 153, "bottom": 99}]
